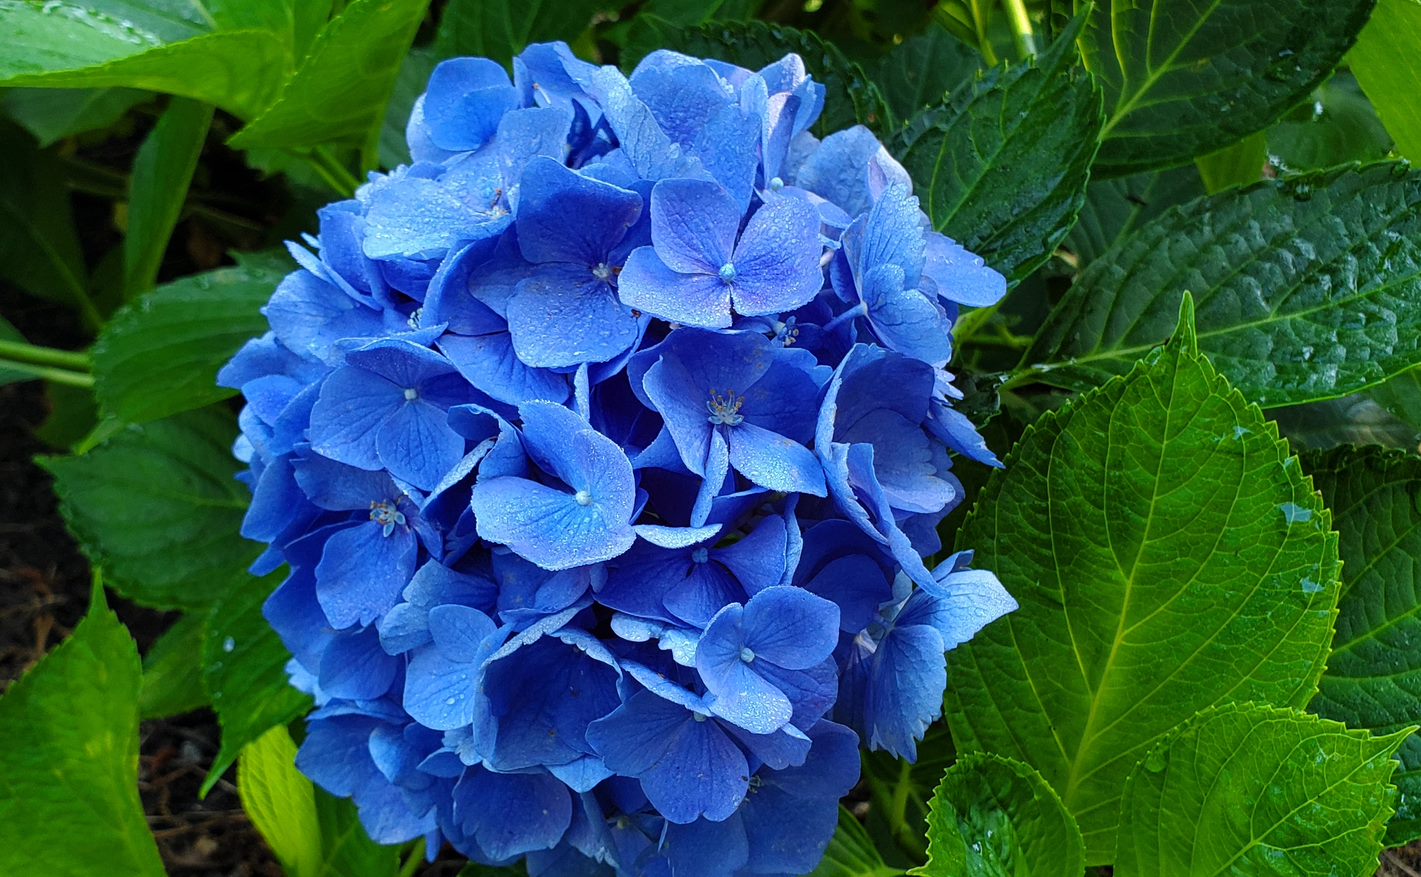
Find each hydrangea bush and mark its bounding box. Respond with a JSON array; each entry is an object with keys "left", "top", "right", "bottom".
[{"left": 219, "top": 43, "right": 1016, "bottom": 873}]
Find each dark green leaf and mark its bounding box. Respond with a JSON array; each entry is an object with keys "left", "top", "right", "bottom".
[
  {"left": 239, "top": 725, "right": 324, "bottom": 877},
  {"left": 1271, "top": 395, "right": 1420, "bottom": 451},
  {"left": 1195, "top": 131, "right": 1267, "bottom": 194},
  {"left": 0, "top": 315, "right": 28, "bottom": 388},
  {"left": 1116, "top": 703, "right": 1409, "bottom": 875},
  {"left": 639, "top": 0, "right": 762, "bottom": 27},
  {"left": 915, "top": 753, "right": 1084, "bottom": 877},
  {"left": 0, "top": 588, "right": 164, "bottom": 877},
  {"left": 895, "top": 18, "right": 1102, "bottom": 283},
  {"left": 316, "top": 788, "right": 399, "bottom": 877},
  {"left": 1268, "top": 74, "right": 1392, "bottom": 172},
  {"left": 93, "top": 257, "right": 288, "bottom": 423},
  {"left": 1307, "top": 446, "right": 1421, "bottom": 845},
  {"left": 139, "top": 612, "right": 210, "bottom": 719},
  {"left": 1350, "top": 0, "right": 1421, "bottom": 163},
  {"left": 621, "top": 19, "right": 888, "bottom": 138},
  {"left": 809, "top": 807, "right": 903, "bottom": 877},
  {"left": 202, "top": 569, "right": 311, "bottom": 794},
  {"left": 228, "top": 0, "right": 431, "bottom": 153},
  {"left": 1, "top": 86, "right": 148, "bottom": 146},
  {"left": 949, "top": 299, "right": 1341, "bottom": 862},
  {"left": 873, "top": 26, "right": 981, "bottom": 126},
  {"left": 123, "top": 97, "right": 213, "bottom": 299},
  {"left": 1371, "top": 366, "right": 1421, "bottom": 432},
  {"left": 1063, "top": 165, "right": 1204, "bottom": 268},
  {"left": 435, "top": 0, "right": 602, "bottom": 68},
  {"left": 1028, "top": 163, "right": 1421, "bottom": 408},
  {"left": 378, "top": 46, "right": 437, "bottom": 169},
  {"left": 40, "top": 408, "right": 261, "bottom": 610},
  {"left": 1080, "top": 0, "right": 1375, "bottom": 175}
]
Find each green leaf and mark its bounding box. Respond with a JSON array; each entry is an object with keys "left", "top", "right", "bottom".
[
  {"left": 240, "top": 724, "right": 323, "bottom": 877},
  {"left": 638, "top": 0, "right": 762, "bottom": 27},
  {"left": 1268, "top": 73, "right": 1392, "bottom": 172},
  {"left": 1027, "top": 163, "right": 1421, "bottom": 408},
  {"left": 0, "top": 315, "right": 29, "bottom": 387},
  {"left": 1195, "top": 131, "right": 1267, "bottom": 194},
  {"left": 1, "top": 86, "right": 148, "bottom": 146},
  {"left": 40, "top": 407, "right": 262, "bottom": 610},
  {"left": 0, "top": 1, "right": 290, "bottom": 119},
  {"left": 139, "top": 612, "right": 210, "bottom": 719},
  {"left": 315, "top": 787, "right": 399, "bottom": 877},
  {"left": 93, "top": 257, "right": 287, "bottom": 423},
  {"left": 1116, "top": 703, "right": 1410, "bottom": 876},
  {"left": 915, "top": 753, "right": 1084, "bottom": 877},
  {"left": 1271, "top": 395, "right": 1420, "bottom": 451},
  {"left": 620, "top": 19, "right": 888, "bottom": 138},
  {"left": 1079, "top": 0, "right": 1374, "bottom": 175},
  {"left": 872, "top": 25, "right": 981, "bottom": 126},
  {"left": 1370, "top": 365, "right": 1421, "bottom": 431},
  {"left": 894, "top": 18, "right": 1102, "bottom": 283},
  {"left": 123, "top": 97, "right": 213, "bottom": 299},
  {"left": 1351, "top": 0, "right": 1421, "bottom": 164},
  {"left": 809, "top": 807, "right": 903, "bottom": 877},
  {"left": 1306, "top": 447, "right": 1421, "bottom": 845},
  {"left": 228, "top": 0, "right": 431, "bottom": 153},
  {"left": 1063, "top": 166, "right": 1204, "bottom": 267},
  {"left": 202, "top": 569, "right": 311, "bottom": 795},
  {"left": 436, "top": 0, "right": 602, "bottom": 68},
  {"left": 862, "top": 722, "right": 955, "bottom": 859},
  {"left": 948, "top": 299, "right": 1342, "bottom": 863},
  {"left": 0, "top": 588, "right": 164, "bottom": 877},
  {"left": 378, "top": 46, "right": 437, "bottom": 169}
]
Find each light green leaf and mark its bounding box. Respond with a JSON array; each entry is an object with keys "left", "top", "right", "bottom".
[
  {"left": 123, "top": 96, "right": 213, "bottom": 299},
  {"left": 895, "top": 18, "right": 1102, "bottom": 283},
  {"left": 948, "top": 299, "right": 1341, "bottom": 863},
  {"left": 228, "top": 0, "right": 431, "bottom": 153},
  {"left": 1078, "top": 0, "right": 1374, "bottom": 175},
  {"left": 139, "top": 612, "right": 210, "bottom": 719},
  {"left": 435, "top": 0, "right": 602, "bottom": 68},
  {"left": 915, "top": 753, "right": 1083, "bottom": 877},
  {"left": 240, "top": 724, "right": 323, "bottom": 877},
  {"left": 638, "top": 0, "right": 761, "bottom": 27},
  {"left": 809, "top": 807, "right": 903, "bottom": 877},
  {"left": 1351, "top": 0, "right": 1421, "bottom": 163},
  {"left": 1, "top": 86, "right": 148, "bottom": 146},
  {"left": 1027, "top": 163, "right": 1421, "bottom": 408},
  {"left": 1307, "top": 447, "right": 1421, "bottom": 845},
  {"left": 1268, "top": 73, "right": 1392, "bottom": 172},
  {"left": 1195, "top": 131, "right": 1267, "bottom": 194},
  {"left": 93, "top": 256, "right": 287, "bottom": 423},
  {"left": 873, "top": 26, "right": 981, "bottom": 127},
  {"left": 0, "top": 587, "right": 164, "bottom": 877},
  {"left": 1116, "top": 703, "right": 1409, "bottom": 876},
  {"left": 40, "top": 408, "right": 262, "bottom": 610},
  {"left": 1063, "top": 166, "right": 1204, "bottom": 268},
  {"left": 202, "top": 569, "right": 311, "bottom": 795},
  {"left": 0, "top": 1, "right": 290, "bottom": 118}
]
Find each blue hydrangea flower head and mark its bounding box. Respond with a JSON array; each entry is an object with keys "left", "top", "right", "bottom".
[{"left": 224, "top": 40, "right": 1016, "bottom": 876}]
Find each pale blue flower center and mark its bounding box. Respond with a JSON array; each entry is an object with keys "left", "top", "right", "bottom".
[
  {"left": 768, "top": 176, "right": 784, "bottom": 191},
  {"left": 403, "top": 387, "right": 418, "bottom": 401},
  {"left": 706, "top": 389, "right": 745, "bottom": 426},
  {"left": 718, "top": 262, "right": 737, "bottom": 282},
  {"left": 691, "top": 548, "right": 709, "bottom": 564},
  {"left": 369, "top": 500, "right": 406, "bottom": 537},
  {"left": 592, "top": 262, "right": 613, "bottom": 282},
  {"left": 740, "top": 647, "right": 755, "bottom": 663},
  {"left": 574, "top": 489, "right": 593, "bottom": 506}
]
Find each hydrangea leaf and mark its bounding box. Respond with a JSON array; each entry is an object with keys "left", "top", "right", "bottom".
[
  {"left": 1270, "top": 395, "right": 1420, "bottom": 452},
  {"left": 93, "top": 255, "right": 289, "bottom": 423},
  {"left": 122, "top": 97, "right": 213, "bottom": 300},
  {"left": 638, "top": 0, "right": 762, "bottom": 27},
  {"left": 1115, "top": 704, "right": 1410, "bottom": 876},
  {"left": 0, "top": 0, "right": 290, "bottom": 119},
  {"left": 435, "top": 0, "right": 603, "bottom": 69},
  {"left": 1350, "top": 0, "right": 1421, "bottom": 164},
  {"left": 871, "top": 26, "right": 981, "bottom": 126},
  {"left": 913, "top": 753, "right": 1084, "bottom": 877},
  {"left": 239, "top": 725, "right": 324, "bottom": 877},
  {"left": 1079, "top": 0, "right": 1374, "bottom": 175},
  {"left": 0, "top": 587, "right": 164, "bottom": 877},
  {"left": 227, "top": 0, "right": 430, "bottom": 151},
  {"left": 1306, "top": 446, "right": 1421, "bottom": 845},
  {"left": 1063, "top": 165, "right": 1203, "bottom": 268},
  {"left": 202, "top": 569, "right": 312, "bottom": 795},
  {"left": 1, "top": 86, "right": 149, "bottom": 147},
  {"left": 1194, "top": 132, "right": 1267, "bottom": 194},
  {"left": 40, "top": 408, "right": 263, "bottom": 610},
  {"left": 894, "top": 17, "right": 1102, "bottom": 284},
  {"left": 1268, "top": 73, "right": 1392, "bottom": 172},
  {"left": 1370, "top": 365, "right": 1421, "bottom": 433},
  {"left": 314, "top": 789, "right": 399, "bottom": 877},
  {"left": 1028, "top": 163, "right": 1421, "bottom": 408},
  {"left": 138, "top": 612, "right": 210, "bottom": 719},
  {"left": 621, "top": 18, "right": 888, "bottom": 136},
  {"left": 808, "top": 807, "right": 903, "bottom": 877},
  {"left": 948, "top": 298, "right": 1341, "bottom": 863}
]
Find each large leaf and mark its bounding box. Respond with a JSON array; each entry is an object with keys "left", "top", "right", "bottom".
[
  {"left": 240, "top": 725, "right": 323, "bottom": 877},
  {"left": 93, "top": 255, "right": 288, "bottom": 423},
  {"left": 620, "top": 18, "right": 888, "bottom": 138},
  {"left": 1370, "top": 365, "right": 1421, "bottom": 432},
  {"left": 1027, "top": 163, "right": 1421, "bottom": 408},
  {"left": 1, "top": 86, "right": 148, "bottom": 146},
  {"left": 315, "top": 789, "right": 400, "bottom": 877},
  {"left": 872, "top": 26, "right": 981, "bottom": 127},
  {"left": 1078, "top": 0, "right": 1374, "bottom": 175},
  {"left": 915, "top": 753, "right": 1083, "bottom": 877},
  {"left": 894, "top": 18, "right": 1102, "bottom": 283},
  {"left": 123, "top": 97, "right": 213, "bottom": 299},
  {"left": 40, "top": 408, "right": 261, "bottom": 610},
  {"left": 1116, "top": 703, "right": 1409, "bottom": 876},
  {"left": 1268, "top": 73, "right": 1392, "bottom": 172},
  {"left": 138, "top": 612, "right": 210, "bottom": 719},
  {"left": 0, "top": 588, "right": 164, "bottom": 877},
  {"left": 435, "top": 0, "right": 603, "bottom": 68},
  {"left": 948, "top": 300, "right": 1341, "bottom": 862},
  {"left": 202, "top": 569, "right": 311, "bottom": 794},
  {"left": 228, "top": 0, "right": 431, "bottom": 152},
  {"left": 0, "top": 0, "right": 290, "bottom": 118},
  {"left": 1063, "top": 165, "right": 1204, "bottom": 268},
  {"left": 1307, "top": 446, "right": 1421, "bottom": 845},
  {"left": 1350, "top": 0, "right": 1421, "bottom": 163},
  {"left": 810, "top": 808, "right": 903, "bottom": 877}
]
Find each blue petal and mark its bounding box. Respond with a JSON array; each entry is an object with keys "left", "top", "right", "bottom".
[
  {"left": 617, "top": 246, "right": 732, "bottom": 329},
  {"left": 727, "top": 194, "right": 825, "bottom": 316},
  {"left": 516, "top": 157, "right": 643, "bottom": 266},
  {"left": 696, "top": 604, "right": 793, "bottom": 734},
  {"left": 726, "top": 422, "right": 826, "bottom": 496},
  {"left": 376, "top": 398, "right": 465, "bottom": 491},
  {"left": 422, "top": 58, "right": 520, "bottom": 152},
  {"left": 315, "top": 521, "right": 418, "bottom": 629},
  {"left": 308, "top": 366, "right": 402, "bottom": 471},
  {"left": 454, "top": 768, "right": 572, "bottom": 860},
  {"left": 863, "top": 622, "right": 947, "bottom": 759},
  {"left": 508, "top": 268, "right": 640, "bottom": 367},
  {"left": 320, "top": 627, "right": 398, "bottom": 700},
  {"left": 440, "top": 332, "right": 571, "bottom": 408},
  {"left": 740, "top": 586, "right": 839, "bottom": 669}
]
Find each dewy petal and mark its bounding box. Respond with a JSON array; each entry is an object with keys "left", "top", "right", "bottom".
[
  {"left": 617, "top": 246, "right": 733, "bottom": 329},
  {"left": 440, "top": 332, "right": 570, "bottom": 408},
  {"left": 457, "top": 769, "right": 573, "bottom": 861},
  {"left": 363, "top": 176, "right": 501, "bottom": 260},
  {"left": 422, "top": 57, "right": 521, "bottom": 152},
  {"left": 648, "top": 177, "right": 739, "bottom": 274},
  {"left": 727, "top": 194, "right": 825, "bottom": 316},
  {"left": 740, "top": 586, "right": 839, "bottom": 670},
  {"left": 315, "top": 521, "right": 417, "bottom": 629},
  {"left": 507, "top": 268, "right": 641, "bottom": 367},
  {"left": 924, "top": 231, "right": 1006, "bottom": 308},
  {"left": 375, "top": 400, "right": 465, "bottom": 492},
  {"left": 308, "top": 366, "right": 404, "bottom": 471},
  {"left": 864, "top": 622, "right": 947, "bottom": 759},
  {"left": 517, "top": 401, "right": 636, "bottom": 522},
  {"left": 472, "top": 477, "right": 634, "bottom": 570},
  {"left": 515, "top": 157, "right": 643, "bottom": 265},
  {"left": 697, "top": 603, "right": 795, "bottom": 734},
  {"left": 726, "top": 421, "right": 826, "bottom": 496},
  {"left": 860, "top": 263, "right": 953, "bottom": 367}
]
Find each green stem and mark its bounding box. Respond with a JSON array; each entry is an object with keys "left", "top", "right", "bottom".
[
  {"left": 309, "top": 146, "right": 361, "bottom": 197},
  {"left": 889, "top": 758, "right": 927, "bottom": 860},
  {"left": 0, "top": 339, "right": 90, "bottom": 370},
  {"left": 1002, "top": 0, "right": 1037, "bottom": 58},
  {"left": 0, "top": 358, "right": 95, "bottom": 388},
  {"left": 396, "top": 838, "right": 425, "bottom": 877},
  {"left": 970, "top": 0, "right": 1000, "bottom": 66}
]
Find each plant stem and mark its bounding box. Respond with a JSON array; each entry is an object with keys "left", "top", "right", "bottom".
[
  {"left": 396, "top": 838, "right": 426, "bottom": 877},
  {"left": 0, "top": 339, "right": 90, "bottom": 371},
  {"left": 970, "top": 0, "right": 999, "bottom": 66},
  {"left": 0, "top": 359, "right": 95, "bottom": 388},
  {"left": 1002, "top": 0, "right": 1038, "bottom": 58},
  {"left": 309, "top": 146, "right": 361, "bottom": 197}
]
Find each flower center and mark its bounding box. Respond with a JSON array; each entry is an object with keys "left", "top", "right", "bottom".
[
  {"left": 591, "top": 262, "right": 613, "bottom": 283},
  {"left": 706, "top": 389, "right": 745, "bottom": 426},
  {"left": 718, "top": 262, "right": 737, "bottom": 283},
  {"left": 574, "top": 489, "right": 593, "bottom": 506},
  {"left": 739, "top": 647, "right": 755, "bottom": 663},
  {"left": 773, "top": 316, "right": 800, "bottom": 347},
  {"left": 369, "top": 500, "right": 406, "bottom": 537},
  {"left": 691, "top": 548, "right": 709, "bottom": 564},
  {"left": 403, "top": 387, "right": 418, "bottom": 401},
  {"left": 768, "top": 176, "right": 785, "bottom": 191}
]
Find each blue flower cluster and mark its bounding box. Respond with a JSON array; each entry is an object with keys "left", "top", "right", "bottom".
[{"left": 221, "top": 42, "right": 1017, "bottom": 876}]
